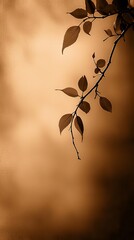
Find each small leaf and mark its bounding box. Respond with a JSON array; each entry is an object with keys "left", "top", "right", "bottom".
[
  {"left": 59, "top": 114, "right": 72, "bottom": 134},
  {"left": 78, "top": 76, "right": 88, "bottom": 92},
  {"left": 85, "top": 0, "right": 95, "bottom": 14},
  {"left": 104, "top": 29, "right": 113, "bottom": 37},
  {"left": 56, "top": 88, "right": 78, "bottom": 97},
  {"left": 79, "top": 101, "right": 90, "bottom": 113},
  {"left": 94, "top": 67, "right": 100, "bottom": 74},
  {"left": 99, "top": 97, "right": 112, "bottom": 112},
  {"left": 74, "top": 116, "right": 84, "bottom": 140},
  {"left": 62, "top": 26, "right": 80, "bottom": 54},
  {"left": 68, "top": 8, "right": 87, "bottom": 19},
  {"left": 83, "top": 21, "right": 92, "bottom": 35},
  {"left": 97, "top": 59, "right": 106, "bottom": 68},
  {"left": 92, "top": 52, "right": 95, "bottom": 59}
]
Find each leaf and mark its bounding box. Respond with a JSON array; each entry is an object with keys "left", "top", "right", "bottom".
[
  {"left": 97, "top": 59, "right": 106, "bottom": 68},
  {"left": 59, "top": 114, "right": 72, "bottom": 134},
  {"left": 83, "top": 21, "right": 92, "bottom": 35},
  {"left": 99, "top": 97, "right": 112, "bottom": 112},
  {"left": 114, "top": 15, "right": 122, "bottom": 34},
  {"left": 96, "top": 0, "right": 109, "bottom": 14},
  {"left": 62, "top": 26, "right": 80, "bottom": 54},
  {"left": 92, "top": 52, "right": 95, "bottom": 59},
  {"left": 115, "top": 15, "right": 128, "bottom": 33},
  {"left": 120, "top": 22, "right": 127, "bottom": 32},
  {"left": 122, "top": 13, "right": 134, "bottom": 24},
  {"left": 103, "top": 4, "right": 117, "bottom": 15},
  {"left": 94, "top": 67, "right": 100, "bottom": 74},
  {"left": 74, "top": 116, "right": 84, "bottom": 140},
  {"left": 85, "top": 0, "right": 95, "bottom": 14},
  {"left": 56, "top": 88, "right": 78, "bottom": 97},
  {"left": 79, "top": 101, "right": 90, "bottom": 113},
  {"left": 78, "top": 76, "right": 88, "bottom": 92},
  {"left": 68, "top": 8, "right": 87, "bottom": 19},
  {"left": 104, "top": 29, "right": 113, "bottom": 37}
]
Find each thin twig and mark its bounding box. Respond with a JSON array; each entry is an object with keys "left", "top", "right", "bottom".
[
  {"left": 70, "top": 115, "right": 81, "bottom": 160},
  {"left": 78, "top": 13, "right": 117, "bottom": 26}
]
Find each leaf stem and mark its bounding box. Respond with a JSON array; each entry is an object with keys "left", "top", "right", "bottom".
[{"left": 70, "top": 115, "right": 81, "bottom": 160}]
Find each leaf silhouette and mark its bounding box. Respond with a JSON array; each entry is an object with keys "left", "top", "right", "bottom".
[
  {"left": 85, "top": 0, "right": 95, "bottom": 14},
  {"left": 99, "top": 97, "right": 112, "bottom": 112},
  {"left": 97, "top": 59, "right": 106, "bottom": 68},
  {"left": 92, "top": 52, "right": 95, "bottom": 58},
  {"left": 59, "top": 114, "right": 72, "bottom": 134},
  {"left": 114, "top": 15, "right": 122, "bottom": 34},
  {"left": 83, "top": 21, "right": 92, "bottom": 35},
  {"left": 104, "top": 29, "right": 113, "bottom": 37},
  {"left": 79, "top": 101, "right": 90, "bottom": 113},
  {"left": 94, "top": 67, "right": 100, "bottom": 74},
  {"left": 122, "top": 12, "right": 134, "bottom": 24},
  {"left": 96, "top": 0, "right": 108, "bottom": 14},
  {"left": 62, "top": 26, "right": 80, "bottom": 54},
  {"left": 78, "top": 76, "right": 88, "bottom": 92},
  {"left": 56, "top": 88, "right": 78, "bottom": 97},
  {"left": 104, "top": 4, "right": 117, "bottom": 15},
  {"left": 68, "top": 8, "right": 87, "bottom": 19},
  {"left": 74, "top": 116, "right": 84, "bottom": 140}
]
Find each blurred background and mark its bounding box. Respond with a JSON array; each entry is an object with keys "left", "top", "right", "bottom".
[{"left": 0, "top": 0, "right": 134, "bottom": 239}]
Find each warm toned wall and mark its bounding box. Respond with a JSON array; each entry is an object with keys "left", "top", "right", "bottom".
[{"left": 0, "top": 1, "right": 134, "bottom": 239}]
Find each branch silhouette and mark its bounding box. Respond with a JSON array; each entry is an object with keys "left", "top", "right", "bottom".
[
  {"left": 58, "top": 0, "right": 134, "bottom": 159},
  {"left": 70, "top": 24, "right": 132, "bottom": 160}
]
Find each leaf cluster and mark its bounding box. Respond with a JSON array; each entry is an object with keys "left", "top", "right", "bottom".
[
  {"left": 62, "top": 0, "right": 134, "bottom": 53},
  {"left": 58, "top": 76, "right": 112, "bottom": 140}
]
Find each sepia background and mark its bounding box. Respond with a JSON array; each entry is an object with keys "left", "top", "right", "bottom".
[{"left": 0, "top": 0, "right": 134, "bottom": 239}]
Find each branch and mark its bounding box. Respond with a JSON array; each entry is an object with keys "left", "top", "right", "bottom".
[
  {"left": 78, "top": 11, "right": 125, "bottom": 26},
  {"left": 70, "top": 23, "right": 132, "bottom": 160},
  {"left": 84, "top": 25, "right": 131, "bottom": 100},
  {"left": 70, "top": 114, "right": 81, "bottom": 160}
]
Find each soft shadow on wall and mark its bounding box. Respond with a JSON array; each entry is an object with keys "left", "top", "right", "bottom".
[
  {"left": 0, "top": 0, "right": 134, "bottom": 239},
  {"left": 84, "top": 27, "right": 134, "bottom": 239}
]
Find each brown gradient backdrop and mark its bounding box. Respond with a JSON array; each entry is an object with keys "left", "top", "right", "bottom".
[{"left": 0, "top": 0, "right": 134, "bottom": 239}]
